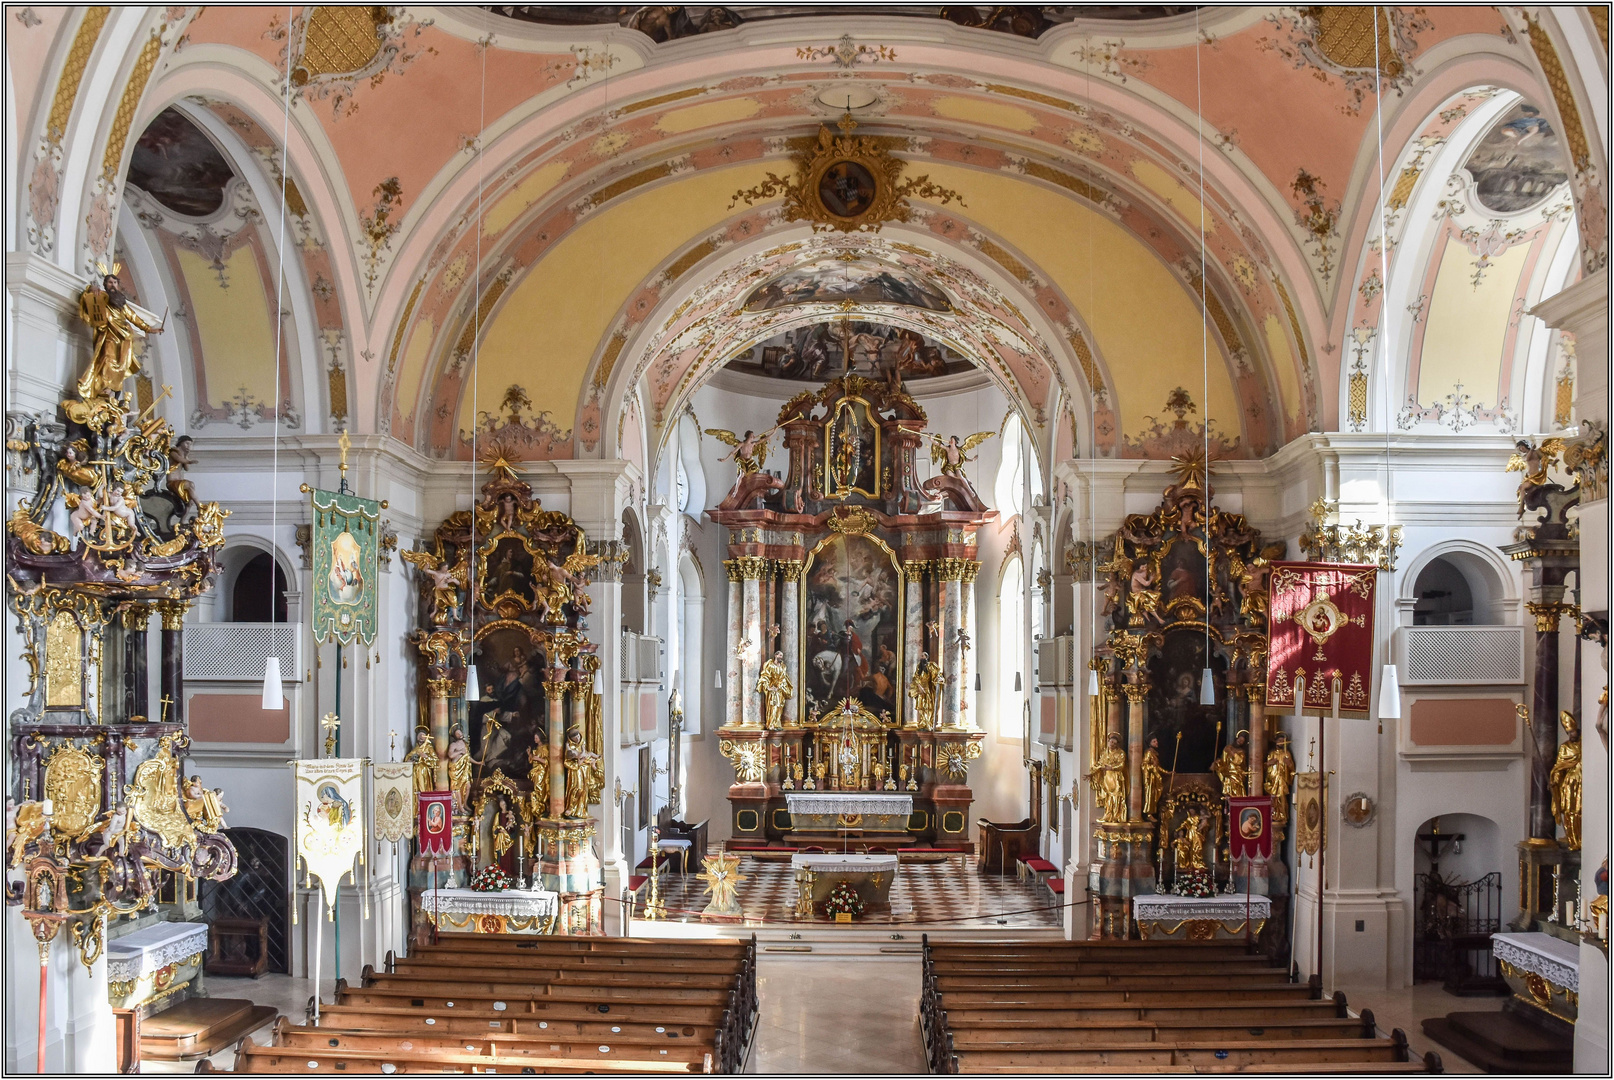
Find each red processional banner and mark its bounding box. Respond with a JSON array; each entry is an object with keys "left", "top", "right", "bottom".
[
  {"left": 416, "top": 792, "right": 455, "bottom": 856},
  {"left": 1227, "top": 795, "right": 1273, "bottom": 860},
  {"left": 1266, "top": 561, "right": 1376, "bottom": 716}
]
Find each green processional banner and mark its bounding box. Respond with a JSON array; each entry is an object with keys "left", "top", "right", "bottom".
[{"left": 309, "top": 487, "right": 380, "bottom": 646}]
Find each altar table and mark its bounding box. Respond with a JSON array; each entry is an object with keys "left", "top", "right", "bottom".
[
  {"left": 107, "top": 920, "right": 210, "bottom": 1012},
  {"left": 784, "top": 793, "right": 913, "bottom": 832},
  {"left": 1492, "top": 931, "right": 1579, "bottom": 1023},
  {"left": 415, "top": 886, "right": 560, "bottom": 936},
  {"left": 1132, "top": 893, "right": 1271, "bottom": 941},
  {"left": 791, "top": 852, "right": 900, "bottom": 917}
]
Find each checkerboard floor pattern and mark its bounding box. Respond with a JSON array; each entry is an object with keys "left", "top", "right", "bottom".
[{"left": 645, "top": 854, "right": 1064, "bottom": 927}]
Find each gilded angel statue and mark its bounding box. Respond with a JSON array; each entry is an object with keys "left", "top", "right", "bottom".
[
  {"left": 928, "top": 430, "right": 996, "bottom": 477},
  {"left": 400, "top": 549, "right": 467, "bottom": 624},
  {"left": 705, "top": 426, "right": 776, "bottom": 478}
]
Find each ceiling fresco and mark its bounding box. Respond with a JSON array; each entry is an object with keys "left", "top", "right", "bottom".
[
  {"left": 1462, "top": 102, "right": 1571, "bottom": 214},
  {"left": 744, "top": 259, "right": 952, "bottom": 312},
  {"left": 21, "top": 4, "right": 1593, "bottom": 449},
  {"left": 126, "top": 107, "right": 236, "bottom": 217},
  {"left": 723, "top": 320, "right": 974, "bottom": 384}
]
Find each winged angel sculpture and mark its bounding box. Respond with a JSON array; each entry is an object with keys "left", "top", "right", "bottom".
[
  {"left": 400, "top": 549, "right": 467, "bottom": 625},
  {"left": 922, "top": 430, "right": 996, "bottom": 512}
]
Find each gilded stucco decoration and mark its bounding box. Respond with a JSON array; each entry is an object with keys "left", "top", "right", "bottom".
[{"left": 1258, "top": 7, "right": 1433, "bottom": 115}]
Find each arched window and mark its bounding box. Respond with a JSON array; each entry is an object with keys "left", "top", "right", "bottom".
[
  {"left": 998, "top": 554, "right": 1024, "bottom": 738},
  {"left": 995, "top": 412, "right": 1025, "bottom": 516},
  {"left": 231, "top": 552, "right": 288, "bottom": 622}
]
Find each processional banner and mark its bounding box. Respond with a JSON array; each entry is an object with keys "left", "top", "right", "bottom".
[
  {"left": 1227, "top": 795, "right": 1273, "bottom": 860},
  {"left": 293, "top": 759, "right": 366, "bottom": 915},
  {"left": 371, "top": 762, "right": 415, "bottom": 845},
  {"left": 1294, "top": 772, "right": 1326, "bottom": 865},
  {"left": 309, "top": 486, "right": 381, "bottom": 646},
  {"left": 1266, "top": 561, "right": 1376, "bottom": 716},
  {"left": 417, "top": 792, "right": 455, "bottom": 856}
]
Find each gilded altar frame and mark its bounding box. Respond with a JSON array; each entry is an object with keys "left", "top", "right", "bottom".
[
  {"left": 800, "top": 526, "right": 904, "bottom": 721},
  {"left": 824, "top": 395, "right": 882, "bottom": 500}
]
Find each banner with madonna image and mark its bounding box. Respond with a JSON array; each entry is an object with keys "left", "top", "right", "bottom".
[
  {"left": 308, "top": 485, "right": 381, "bottom": 646},
  {"left": 417, "top": 791, "right": 455, "bottom": 857},
  {"left": 1265, "top": 561, "right": 1376, "bottom": 717},
  {"left": 1227, "top": 795, "right": 1273, "bottom": 861},
  {"left": 293, "top": 758, "right": 367, "bottom": 917}
]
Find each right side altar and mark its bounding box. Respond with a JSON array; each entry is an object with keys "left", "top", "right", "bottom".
[{"left": 708, "top": 373, "right": 989, "bottom": 849}]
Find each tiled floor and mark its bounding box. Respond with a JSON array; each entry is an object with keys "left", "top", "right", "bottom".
[
  {"left": 751, "top": 957, "right": 926, "bottom": 1074},
  {"left": 1337, "top": 980, "right": 1509, "bottom": 1074},
  {"left": 652, "top": 855, "right": 1063, "bottom": 928}
]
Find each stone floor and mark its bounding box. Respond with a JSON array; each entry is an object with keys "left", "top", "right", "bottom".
[{"left": 1336, "top": 979, "right": 1509, "bottom": 1074}]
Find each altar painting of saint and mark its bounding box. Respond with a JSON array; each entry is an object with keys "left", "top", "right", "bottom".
[
  {"left": 470, "top": 627, "right": 548, "bottom": 776},
  {"left": 825, "top": 398, "right": 879, "bottom": 497},
  {"left": 803, "top": 533, "right": 900, "bottom": 717},
  {"left": 483, "top": 537, "right": 536, "bottom": 608},
  {"left": 1159, "top": 537, "right": 1208, "bottom": 609},
  {"left": 1144, "top": 628, "right": 1225, "bottom": 774}
]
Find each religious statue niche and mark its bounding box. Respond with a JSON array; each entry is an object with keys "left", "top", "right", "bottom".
[
  {"left": 803, "top": 531, "right": 901, "bottom": 719},
  {"left": 5, "top": 261, "right": 238, "bottom": 966},
  {"left": 404, "top": 452, "right": 605, "bottom": 936},
  {"left": 826, "top": 395, "right": 881, "bottom": 499}
]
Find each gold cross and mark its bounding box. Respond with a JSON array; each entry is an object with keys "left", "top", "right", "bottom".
[
  {"left": 159, "top": 695, "right": 173, "bottom": 723},
  {"left": 321, "top": 712, "right": 340, "bottom": 758},
  {"left": 337, "top": 428, "right": 351, "bottom": 478}
]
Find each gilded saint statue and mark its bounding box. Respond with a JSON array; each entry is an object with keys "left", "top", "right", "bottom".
[
  {"left": 445, "top": 723, "right": 478, "bottom": 811},
  {"left": 1173, "top": 809, "right": 1210, "bottom": 873},
  {"left": 1265, "top": 733, "right": 1296, "bottom": 826},
  {"left": 756, "top": 651, "right": 792, "bottom": 730},
  {"left": 74, "top": 268, "right": 165, "bottom": 410},
  {"left": 490, "top": 795, "right": 516, "bottom": 864},
  {"left": 908, "top": 651, "right": 943, "bottom": 730},
  {"left": 404, "top": 727, "right": 440, "bottom": 797},
  {"left": 1550, "top": 711, "right": 1582, "bottom": 850},
  {"left": 562, "top": 727, "right": 598, "bottom": 820},
  {"left": 1088, "top": 731, "right": 1129, "bottom": 824},
  {"left": 1211, "top": 730, "right": 1249, "bottom": 798},
  {"left": 1140, "top": 736, "right": 1167, "bottom": 819},
  {"left": 526, "top": 744, "right": 550, "bottom": 818}
]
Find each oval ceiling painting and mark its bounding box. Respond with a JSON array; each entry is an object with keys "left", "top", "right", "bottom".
[
  {"left": 725, "top": 321, "right": 973, "bottom": 383},
  {"left": 743, "top": 259, "right": 951, "bottom": 312}
]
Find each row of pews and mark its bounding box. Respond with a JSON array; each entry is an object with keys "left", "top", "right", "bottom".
[
  {"left": 920, "top": 938, "right": 1445, "bottom": 1075},
  {"left": 199, "top": 933, "right": 757, "bottom": 1074}
]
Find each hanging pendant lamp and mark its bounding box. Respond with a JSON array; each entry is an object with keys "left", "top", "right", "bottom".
[
  {"left": 1378, "top": 663, "right": 1402, "bottom": 719},
  {"left": 262, "top": 655, "right": 285, "bottom": 711},
  {"left": 1087, "top": 667, "right": 1100, "bottom": 696},
  {"left": 465, "top": 662, "right": 482, "bottom": 702},
  {"left": 1199, "top": 667, "right": 1217, "bottom": 706}
]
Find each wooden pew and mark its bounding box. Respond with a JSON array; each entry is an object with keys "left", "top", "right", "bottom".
[
  {"left": 270, "top": 1019, "right": 715, "bottom": 1067},
  {"left": 308, "top": 1004, "right": 720, "bottom": 1043},
  {"left": 215, "top": 1042, "right": 708, "bottom": 1074}
]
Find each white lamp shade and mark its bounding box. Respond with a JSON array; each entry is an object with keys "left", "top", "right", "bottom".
[
  {"left": 1378, "top": 663, "right": 1402, "bottom": 720},
  {"left": 1087, "top": 668, "right": 1101, "bottom": 696},
  {"left": 1198, "top": 667, "right": 1216, "bottom": 705},
  {"left": 465, "top": 664, "right": 481, "bottom": 701},
  {"left": 261, "top": 655, "right": 284, "bottom": 711},
  {"left": 714, "top": 668, "right": 723, "bottom": 689}
]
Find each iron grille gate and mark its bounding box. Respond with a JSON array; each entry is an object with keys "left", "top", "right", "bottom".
[{"left": 1413, "top": 870, "right": 1505, "bottom": 995}]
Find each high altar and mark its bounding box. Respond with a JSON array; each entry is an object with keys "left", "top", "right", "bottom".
[
  {"left": 402, "top": 460, "right": 606, "bottom": 936},
  {"left": 709, "top": 373, "right": 989, "bottom": 848}
]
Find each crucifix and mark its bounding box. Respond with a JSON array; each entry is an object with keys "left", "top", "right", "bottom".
[
  {"left": 321, "top": 712, "right": 340, "bottom": 758},
  {"left": 159, "top": 695, "right": 173, "bottom": 723},
  {"left": 337, "top": 427, "right": 351, "bottom": 485}
]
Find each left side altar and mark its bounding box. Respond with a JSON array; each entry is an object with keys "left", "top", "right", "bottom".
[
  {"left": 4, "top": 267, "right": 250, "bottom": 1069},
  {"left": 401, "top": 459, "right": 604, "bottom": 939}
]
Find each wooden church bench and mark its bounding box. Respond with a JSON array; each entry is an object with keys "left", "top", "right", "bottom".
[
  {"left": 329, "top": 991, "right": 727, "bottom": 1028},
  {"left": 218, "top": 1041, "right": 708, "bottom": 1074},
  {"left": 271, "top": 1024, "right": 716, "bottom": 1067},
  {"left": 390, "top": 953, "right": 747, "bottom": 976},
  {"left": 303, "top": 1007, "right": 720, "bottom": 1044}
]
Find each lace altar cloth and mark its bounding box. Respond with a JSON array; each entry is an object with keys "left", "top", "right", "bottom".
[
  {"left": 106, "top": 921, "right": 209, "bottom": 982},
  {"left": 1132, "top": 893, "right": 1272, "bottom": 922},
  {"left": 791, "top": 853, "right": 900, "bottom": 875},
  {"left": 420, "top": 887, "right": 559, "bottom": 920},
  {"left": 1492, "top": 931, "right": 1579, "bottom": 991},
  {"left": 785, "top": 793, "right": 913, "bottom": 817}
]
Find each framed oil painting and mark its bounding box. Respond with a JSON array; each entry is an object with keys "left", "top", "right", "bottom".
[{"left": 801, "top": 532, "right": 901, "bottom": 720}]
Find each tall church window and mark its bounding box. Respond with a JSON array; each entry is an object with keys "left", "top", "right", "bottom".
[{"left": 999, "top": 554, "right": 1024, "bottom": 738}]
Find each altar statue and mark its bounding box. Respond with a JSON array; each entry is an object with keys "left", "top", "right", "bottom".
[
  {"left": 405, "top": 727, "right": 440, "bottom": 797},
  {"left": 445, "top": 723, "right": 478, "bottom": 810},
  {"left": 401, "top": 549, "right": 465, "bottom": 624},
  {"left": 74, "top": 267, "right": 165, "bottom": 408},
  {"left": 1211, "top": 730, "right": 1249, "bottom": 797},
  {"left": 1550, "top": 711, "right": 1582, "bottom": 850},
  {"left": 1141, "top": 736, "right": 1167, "bottom": 818},
  {"left": 1173, "top": 808, "right": 1209, "bottom": 873},
  {"left": 562, "top": 728, "right": 597, "bottom": 819},
  {"left": 490, "top": 795, "right": 516, "bottom": 864},
  {"left": 927, "top": 430, "right": 995, "bottom": 477},
  {"left": 908, "top": 652, "right": 942, "bottom": 730},
  {"left": 756, "top": 651, "right": 793, "bottom": 730},
  {"left": 1265, "top": 733, "right": 1295, "bottom": 824},
  {"left": 181, "top": 775, "right": 228, "bottom": 833},
  {"left": 1089, "top": 732, "right": 1129, "bottom": 824},
  {"left": 706, "top": 426, "right": 773, "bottom": 476},
  {"left": 526, "top": 744, "right": 550, "bottom": 817}
]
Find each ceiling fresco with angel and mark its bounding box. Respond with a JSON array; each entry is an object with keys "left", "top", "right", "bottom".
[
  {"left": 743, "top": 260, "right": 952, "bottom": 312},
  {"left": 722, "top": 321, "right": 973, "bottom": 385}
]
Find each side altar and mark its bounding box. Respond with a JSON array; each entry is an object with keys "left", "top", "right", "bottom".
[{"left": 708, "top": 373, "right": 989, "bottom": 848}]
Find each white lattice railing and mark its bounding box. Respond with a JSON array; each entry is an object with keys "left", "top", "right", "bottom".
[
  {"left": 1397, "top": 625, "right": 1525, "bottom": 685},
  {"left": 183, "top": 624, "right": 302, "bottom": 682}
]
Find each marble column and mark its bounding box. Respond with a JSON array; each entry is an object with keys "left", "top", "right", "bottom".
[
  {"left": 938, "top": 564, "right": 962, "bottom": 728},
  {"left": 1246, "top": 684, "right": 1267, "bottom": 796},
  {"left": 1123, "top": 681, "right": 1149, "bottom": 821},
  {"left": 426, "top": 678, "right": 456, "bottom": 789},
  {"left": 779, "top": 560, "right": 802, "bottom": 726},
  {"left": 1525, "top": 602, "right": 1566, "bottom": 840},
  {"left": 959, "top": 562, "right": 979, "bottom": 730},
  {"left": 547, "top": 678, "right": 568, "bottom": 819},
  {"left": 723, "top": 562, "right": 743, "bottom": 729},
  {"left": 740, "top": 559, "right": 764, "bottom": 727},
  {"left": 121, "top": 603, "right": 150, "bottom": 722},
  {"left": 157, "top": 600, "right": 188, "bottom": 726},
  {"left": 902, "top": 562, "right": 925, "bottom": 726}
]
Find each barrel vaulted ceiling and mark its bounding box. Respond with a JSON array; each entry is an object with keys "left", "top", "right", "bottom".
[{"left": 10, "top": 5, "right": 1605, "bottom": 457}]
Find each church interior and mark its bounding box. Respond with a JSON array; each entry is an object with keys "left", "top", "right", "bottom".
[{"left": 3, "top": 4, "right": 1609, "bottom": 1075}]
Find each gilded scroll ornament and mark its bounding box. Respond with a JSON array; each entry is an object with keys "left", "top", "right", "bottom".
[
  {"left": 126, "top": 735, "right": 198, "bottom": 852},
  {"left": 43, "top": 745, "right": 103, "bottom": 841}
]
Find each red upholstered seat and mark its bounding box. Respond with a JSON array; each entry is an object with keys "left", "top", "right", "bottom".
[
  {"left": 1024, "top": 857, "right": 1057, "bottom": 873},
  {"left": 1046, "top": 878, "right": 1065, "bottom": 894}
]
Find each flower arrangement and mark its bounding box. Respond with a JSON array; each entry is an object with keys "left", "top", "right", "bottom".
[
  {"left": 470, "top": 865, "right": 513, "bottom": 892},
  {"left": 1172, "top": 867, "right": 1215, "bottom": 899},
  {"left": 821, "top": 879, "right": 864, "bottom": 918}
]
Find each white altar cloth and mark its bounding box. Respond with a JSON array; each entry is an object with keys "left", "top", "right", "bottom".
[
  {"left": 785, "top": 793, "right": 913, "bottom": 817},
  {"left": 1132, "top": 893, "right": 1272, "bottom": 922},
  {"left": 422, "top": 887, "right": 559, "bottom": 919},
  {"left": 106, "top": 920, "right": 209, "bottom": 983},
  {"left": 791, "top": 853, "right": 900, "bottom": 875},
  {"left": 1491, "top": 931, "right": 1579, "bottom": 991}
]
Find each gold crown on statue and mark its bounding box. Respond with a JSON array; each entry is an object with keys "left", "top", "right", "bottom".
[{"left": 95, "top": 259, "right": 124, "bottom": 278}]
